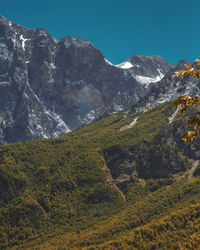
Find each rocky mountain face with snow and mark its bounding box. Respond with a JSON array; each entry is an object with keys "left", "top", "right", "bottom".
[
  {"left": 130, "top": 59, "right": 200, "bottom": 114},
  {"left": 0, "top": 16, "right": 199, "bottom": 145}
]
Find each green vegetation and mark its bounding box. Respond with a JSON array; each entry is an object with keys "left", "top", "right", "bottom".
[
  {"left": 82, "top": 202, "right": 200, "bottom": 249},
  {"left": 32, "top": 177, "right": 200, "bottom": 249},
  {"left": 0, "top": 101, "right": 199, "bottom": 249}
]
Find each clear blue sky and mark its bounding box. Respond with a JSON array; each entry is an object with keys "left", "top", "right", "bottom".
[{"left": 1, "top": 0, "right": 200, "bottom": 65}]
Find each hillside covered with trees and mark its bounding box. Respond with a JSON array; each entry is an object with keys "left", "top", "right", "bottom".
[{"left": 0, "top": 100, "right": 200, "bottom": 249}]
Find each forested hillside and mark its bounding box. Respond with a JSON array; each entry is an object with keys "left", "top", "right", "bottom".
[{"left": 1, "top": 101, "right": 200, "bottom": 249}]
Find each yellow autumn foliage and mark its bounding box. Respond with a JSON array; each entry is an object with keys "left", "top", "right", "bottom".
[{"left": 174, "top": 59, "right": 200, "bottom": 142}]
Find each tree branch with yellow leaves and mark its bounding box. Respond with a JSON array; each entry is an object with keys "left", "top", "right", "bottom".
[{"left": 173, "top": 59, "right": 200, "bottom": 142}]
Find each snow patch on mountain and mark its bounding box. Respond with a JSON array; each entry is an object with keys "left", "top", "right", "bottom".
[
  {"left": 135, "top": 69, "right": 164, "bottom": 85},
  {"left": 105, "top": 59, "right": 140, "bottom": 70},
  {"left": 20, "top": 35, "right": 30, "bottom": 50},
  {"left": 169, "top": 106, "right": 181, "bottom": 124},
  {"left": 116, "top": 61, "right": 133, "bottom": 69},
  {"left": 120, "top": 116, "right": 138, "bottom": 131},
  {"left": 157, "top": 68, "right": 164, "bottom": 78},
  {"left": 104, "top": 58, "right": 114, "bottom": 66}
]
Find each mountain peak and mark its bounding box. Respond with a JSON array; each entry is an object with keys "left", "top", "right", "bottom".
[
  {"left": 61, "top": 35, "right": 94, "bottom": 49},
  {"left": 128, "top": 54, "right": 173, "bottom": 66}
]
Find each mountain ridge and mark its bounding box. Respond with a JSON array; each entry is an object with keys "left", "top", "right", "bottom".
[
  {"left": 1, "top": 16, "right": 200, "bottom": 146},
  {"left": 0, "top": 16, "right": 176, "bottom": 145}
]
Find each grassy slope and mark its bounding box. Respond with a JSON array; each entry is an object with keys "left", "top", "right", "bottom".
[{"left": 0, "top": 101, "right": 199, "bottom": 249}]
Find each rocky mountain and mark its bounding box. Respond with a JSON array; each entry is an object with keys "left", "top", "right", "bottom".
[
  {"left": 2, "top": 16, "right": 200, "bottom": 146},
  {"left": 0, "top": 16, "right": 176, "bottom": 144}
]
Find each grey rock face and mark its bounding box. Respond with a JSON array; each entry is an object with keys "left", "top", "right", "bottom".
[
  {"left": 130, "top": 58, "right": 200, "bottom": 114},
  {"left": 0, "top": 16, "right": 175, "bottom": 144}
]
